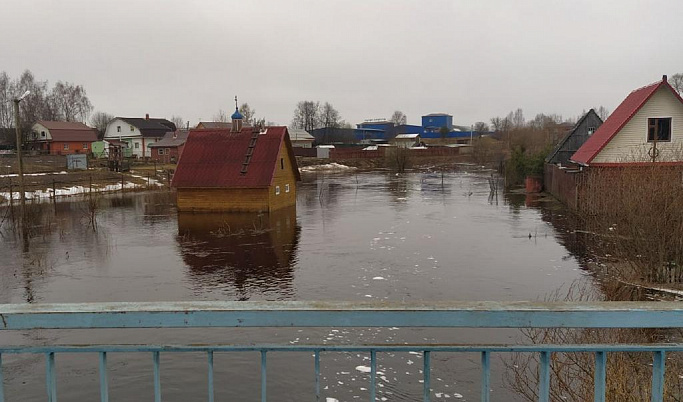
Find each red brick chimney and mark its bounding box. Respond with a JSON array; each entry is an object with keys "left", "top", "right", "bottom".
[
  {"left": 663, "top": 75, "right": 668, "bottom": 82},
  {"left": 145, "top": 113, "right": 150, "bottom": 120}
]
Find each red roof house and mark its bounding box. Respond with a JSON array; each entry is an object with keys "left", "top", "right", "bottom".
[
  {"left": 571, "top": 75, "right": 683, "bottom": 166},
  {"left": 31, "top": 121, "right": 98, "bottom": 155},
  {"left": 172, "top": 108, "right": 300, "bottom": 212}
]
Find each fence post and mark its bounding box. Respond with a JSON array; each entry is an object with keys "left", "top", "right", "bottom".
[{"left": 121, "top": 172, "right": 124, "bottom": 193}]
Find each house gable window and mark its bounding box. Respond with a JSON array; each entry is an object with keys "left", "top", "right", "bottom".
[
  {"left": 130, "top": 126, "right": 135, "bottom": 132},
  {"left": 41, "top": 131, "right": 46, "bottom": 137},
  {"left": 117, "top": 126, "right": 121, "bottom": 133},
  {"left": 648, "top": 117, "right": 672, "bottom": 142},
  {"left": 587, "top": 127, "right": 595, "bottom": 136},
  {"left": 281, "top": 158, "right": 284, "bottom": 169},
  {"left": 285, "top": 184, "right": 290, "bottom": 193},
  {"left": 275, "top": 186, "right": 280, "bottom": 195}
]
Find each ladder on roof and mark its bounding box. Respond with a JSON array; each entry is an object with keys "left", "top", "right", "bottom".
[{"left": 240, "top": 130, "right": 260, "bottom": 175}]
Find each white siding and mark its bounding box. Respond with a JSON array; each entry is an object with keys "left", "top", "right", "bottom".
[
  {"left": 104, "top": 119, "right": 145, "bottom": 157},
  {"left": 593, "top": 87, "right": 683, "bottom": 163},
  {"left": 31, "top": 123, "right": 52, "bottom": 140}
]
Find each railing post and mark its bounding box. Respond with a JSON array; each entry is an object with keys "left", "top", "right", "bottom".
[
  {"left": 153, "top": 351, "right": 160, "bottom": 402},
  {"left": 370, "top": 350, "right": 376, "bottom": 402},
  {"left": 423, "top": 351, "right": 431, "bottom": 402},
  {"left": 594, "top": 351, "right": 606, "bottom": 402},
  {"left": 46, "top": 352, "right": 57, "bottom": 402},
  {"left": 314, "top": 350, "right": 320, "bottom": 402},
  {"left": 261, "top": 350, "right": 267, "bottom": 402},
  {"left": 481, "top": 351, "right": 490, "bottom": 402},
  {"left": 652, "top": 351, "right": 665, "bottom": 402},
  {"left": 0, "top": 353, "right": 4, "bottom": 402},
  {"left": 539, "top": 351, "right": 550, "bottom": 402},
  {"left": 99, "top": 352, "right": 108, "bottom": 402},
  {"left": 207, "top": 351, "right": 214, "bottom": 402}
]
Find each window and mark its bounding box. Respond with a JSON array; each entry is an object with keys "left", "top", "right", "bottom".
[
  {"left": 648, "top": 118, "right": 672, "bottom": 142},
  {"left": 130, "top": 126, "right": 135, "bottom": 132},
  {"left": 41, "top": 131, "right": 46, "bottom": 137},
  {"left": 285, "top": 184, "right": 290, "bottom": 193},
  {"left": 275, "top": 186, "right": 280, "bottom": 195},
  {"left": 83, "top": 143, "right": 88, "bottom": 149},
  {"left": 587, "top": 127, "right": 595, "bottom": 136},
  {"left": 63, "top": 143, "right": 69, "bottom": 150},
  {"left": 158, "top": 148, "right": 165, "bottom": 155},
  {"left": 281, "top": 158, "right": 284, "bottom": 169},
  {"left": 135, "top": 142, "right": 140, "bottom": 149},
  {"left": 117, "top": 126, "right": 121, "bottom": 132}
]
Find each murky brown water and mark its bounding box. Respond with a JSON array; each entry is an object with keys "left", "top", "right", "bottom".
[{"left": 0, "top": 167, "right": 594, "bottom": 401}]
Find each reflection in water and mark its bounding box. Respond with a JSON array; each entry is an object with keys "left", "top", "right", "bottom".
[{"left": 177, "top": 207, "right": 300, "bottom": 300}]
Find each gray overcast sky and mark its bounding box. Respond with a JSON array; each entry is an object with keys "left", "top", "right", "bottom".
[{"left": 2, "top": 0, "right": 682, "bottom": 127}]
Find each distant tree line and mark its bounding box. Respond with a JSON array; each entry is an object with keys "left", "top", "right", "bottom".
[{"left": 0, "top": 69, "right": 94, "bottom": 145}]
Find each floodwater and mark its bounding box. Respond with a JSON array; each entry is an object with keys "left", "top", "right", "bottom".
[{"left": 0, "top": 167, "right": 595, "bottom": 401}]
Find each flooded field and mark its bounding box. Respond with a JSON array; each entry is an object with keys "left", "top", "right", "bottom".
[{"left": 0, "top": 167, "right": 594, "bottom": 401}]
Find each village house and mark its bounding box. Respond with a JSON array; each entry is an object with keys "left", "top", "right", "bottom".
[
  {"left": 148, "top": 130, "right": 189, "bottom": 163},
  {"left": 288, "top": 128, "right": 315, "bottom": 148},
  {"left": 103, "top": 115, "right": 176, "bottom": 158},
  {"left": 546, "top": 109, "right": 603, "bottom": 167},
  {"left": 172, "top": 106, "right": 300, "bottom": 212},
  {"left": 543, "top": 109, "right": 603, "bottom": 205},
  {"left": 196, "top": 121, "right": 231, "bottom": 129},
  {"left": 31, "top": 121, "right": 98, "bottom": 155},
  {"left": 571, "top": 75, "right": 683, "bottom": 166}
]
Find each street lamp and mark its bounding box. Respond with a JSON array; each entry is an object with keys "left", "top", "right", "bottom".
[{"left": 13, "top": 90, "right": 30, "bottom": 209}]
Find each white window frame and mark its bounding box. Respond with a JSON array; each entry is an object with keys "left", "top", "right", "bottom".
[
  {"left": 285, "top": 184, "right": 290, "bottom": 193},
  {"left": 135, "top": 142, "right": 140, "bottom": 149},
  {"left": 158, "top": 148, "right": 165, "bottom": 155},
  {"left": 275, "top": 186, "right": 280, "bottom": 195},
  {"left": 82, "top": 143, "right": 88, "bottom": 149},
  {"left": 63, "top": 143, "right": 69, "bottom": 150},
  {"left": 130, "top": 125, "right": 135, "bottom": 132}
]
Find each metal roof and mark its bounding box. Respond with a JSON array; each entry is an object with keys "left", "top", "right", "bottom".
[{"left": 171, "top": 126, "right": 300, "bottom": 189}]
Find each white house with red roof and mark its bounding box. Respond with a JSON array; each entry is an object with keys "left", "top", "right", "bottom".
[{"left": 571, "top": 75, "right": 683, "bottom": 166}]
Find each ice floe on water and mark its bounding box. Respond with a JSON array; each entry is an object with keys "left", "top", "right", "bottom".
[
  {"left": 355, "top": 365, "right": 371, "bottom": 373},
  {"left": 300, "top": 163, "right": 356, "bottom": 172}
]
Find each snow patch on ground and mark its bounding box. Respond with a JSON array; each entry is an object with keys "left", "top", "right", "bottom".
[
  {"left": 300, "top": 163, "right": 356, "bottom": 172},
  {"left": 0, "top": 171, "right": 67, "bottom": 178}
]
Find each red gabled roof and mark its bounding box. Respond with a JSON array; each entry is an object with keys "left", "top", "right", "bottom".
[
  {"left": 35, "top": 121, "right": 98, "bottom": 142},
  {"left": 171, "top": 126, "right": 301, "bottom": 189},
  {"left": 571, "top": 78, "right": 683, "bottom": 165}
]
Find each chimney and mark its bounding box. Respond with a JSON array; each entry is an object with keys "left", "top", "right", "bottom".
[
  {"left": 145, "top": 113, "right": 150, "bottom": 120},
  {"left": 663, "top": 75, "right": 668, "bottom": 82}
]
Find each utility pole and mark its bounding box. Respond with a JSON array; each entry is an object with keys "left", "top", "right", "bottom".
[{"left": 13, "top": 97, "right": 26, "bottom": 219}]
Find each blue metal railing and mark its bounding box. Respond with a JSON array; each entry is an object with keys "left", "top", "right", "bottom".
[{"left": 1, "top": 300, "right": 683, "bottom": 402}]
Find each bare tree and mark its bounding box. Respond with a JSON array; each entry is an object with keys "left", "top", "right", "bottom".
[
  {"left": 170, "top": 115, "right": 185, "bottom": 129},
  {"left": 390, "top": 110, "right": 407, "bottom": 126},
  {"left": 239, "top": 103, "right": 255, "bottom": 125},
  {"left": 320, "top": 102, "right": 341, "bottom": 129},
  {"left": 670, "top": 73, "right": 683, "bottom": 95},
  {"left": 213, "top": 109, "right": 229, "bottom": 123},
  {"left": 0, "top": 71, "right": 12, "bottom": 129},
  {"left": 50, "top": 81, "right": 93, "bottom": 122},
  {"left": 594, "top": 106, "right": 610, "bottom": 121},
  {"left": 90, "top": 111, "right": 114, "bottom": 139},
  {"left": 473, "top": 121, "right": 489, "bottom": 134},
  {"left": 512, "top": 108, "right": 525, "bottom": 128},
  {"left": 292, "top": 101, "right": 320, "bottom": 131}
]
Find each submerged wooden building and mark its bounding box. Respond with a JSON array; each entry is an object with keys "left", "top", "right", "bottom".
[{"left": 171, "top": 106, "right": 300, "bottom": 212}]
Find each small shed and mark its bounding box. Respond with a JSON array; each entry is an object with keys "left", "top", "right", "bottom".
[
  {"left": 66, "top": 154, "right": 88, "bottom": 170},
  {"left": 316, "top": 145, "right": 334, "bottom": 159},
  {"left": 392, "top": 133, "right": 421, "bottom": 148}
]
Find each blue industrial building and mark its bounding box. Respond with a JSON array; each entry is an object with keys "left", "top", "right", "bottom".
[{"left": 353, "top": 113, "right": 474, "bottom": 142}]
